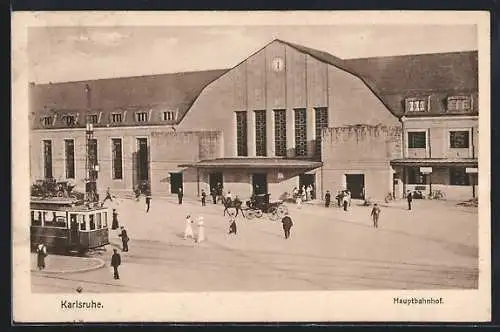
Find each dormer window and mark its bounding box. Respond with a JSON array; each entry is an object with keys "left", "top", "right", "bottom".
[
  {"left": 111, "top": 113, "right": 123, "bottom": 123},
  {"left": 41, "top": 116, "right": 53, "bottom": 126},
  {"left": 405, "top": 98, "right": 428, "bottom": 112},
  {"left": 447, "top": 96, "right": 471, "bottom": 112},
  {"left": 87, "top": 114, "right": 99, "bottom": 124},
  {"left": 62, "top": 115, "right": 76, "bottom": 127},
  {"left": 163, "top": 111, "right": 176, "bottom": 121},
  {"left": 135, "top": 112, "right": 149, "bottom": 122}
]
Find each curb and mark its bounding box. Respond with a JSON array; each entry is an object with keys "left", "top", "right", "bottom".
[{"left": 31, "top": 256, "right": 106, "bottom": 274}]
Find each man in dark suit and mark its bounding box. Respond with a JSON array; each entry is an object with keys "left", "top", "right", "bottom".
[
  {"left": 407, "top": 191, "right": 413, "bottom": 210},
  {"left": 111, "top": 249, "right": 121, "bottom": 280},
  {"left": 281, "top": 213, "right": 294, "bottom": 239},
  {"left": 118, "top": 226, "right": 129, "bottom": 252},
  {"left": 178, "top": 188, "right": 183, "bottom": 205},
  {"left": 145, "top": 195, "right": 151, "bottom": 213}
]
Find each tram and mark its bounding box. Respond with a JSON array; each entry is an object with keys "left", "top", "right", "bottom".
[{"left": 30, "top": 197, "right": 110, "bottom": 254}]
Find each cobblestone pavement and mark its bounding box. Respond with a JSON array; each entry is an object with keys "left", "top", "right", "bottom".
[{"left": 31, "top": 194, "right": 478, "bottom": 293}]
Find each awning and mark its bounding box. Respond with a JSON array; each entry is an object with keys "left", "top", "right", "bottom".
[
  {"left": 179, "top": 158, "right": 323, "bottom": 169},
  {"left": 390, "top": 158, "right": 478, "bottom": 167}
]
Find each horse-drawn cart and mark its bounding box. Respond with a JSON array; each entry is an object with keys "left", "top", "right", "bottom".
[{"left": 245, "top": 194, "right": 288, "bottom": 221}]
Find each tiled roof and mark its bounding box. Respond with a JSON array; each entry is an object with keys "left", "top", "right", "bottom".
[
  {"left": 31, "top": 69, "right": 228, "bottom": 128},
  {"left": 30, "top": 39, "right": 478, "bottom": 129},
  {"left": 277, "top": 39, "right": 478, "bottom": 117}
]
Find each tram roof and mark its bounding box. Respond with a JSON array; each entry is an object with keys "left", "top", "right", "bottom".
[{"left": 30, "top": 198, "right": 109, "bottom": 212}]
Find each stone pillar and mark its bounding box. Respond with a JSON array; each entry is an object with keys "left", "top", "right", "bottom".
[
  {"left": 306, "top": 107, "right": 316, "bottom": 157},
  {"left": 286, "top": 108, "right": 295, "bottom": 158},
  {"left": 267, "top": 110, "right": 275, "bottom": 157},
  {"left": 247, "top": 110, "right": 256, "bottom": 157}
]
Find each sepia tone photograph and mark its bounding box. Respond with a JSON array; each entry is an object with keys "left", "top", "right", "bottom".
[{"left": 12, "top": 11, "right": 490, "bottom": 322}]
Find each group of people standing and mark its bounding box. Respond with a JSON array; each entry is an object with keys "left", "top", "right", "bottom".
[
  {"left": 292, "top": 185, "right": 315, "bottom": 208},
  {"left": 323, "top": 189, "right": 352, "bottom": 211}
]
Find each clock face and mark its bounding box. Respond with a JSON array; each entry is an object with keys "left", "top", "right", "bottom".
[{"left": 272, "top": 57, "right": 285, "bottom": 72}]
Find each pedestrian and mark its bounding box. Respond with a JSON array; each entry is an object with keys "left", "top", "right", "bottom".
[
  {"left": 196, "top": 216, "right": 205, "bottom": 243},
  {"left": 102, "top": 187, "right": 113, "bottom": 204},
  {"left": 201, "top": 189, "right": 207, "bottom": 206},
  {"left": 111, "top": 249, "right": 121, "bottom": 280},
  {"left": 342, "top": 191, "right": 349, "bottom": 211},
  {"left": 184, "top": 214, "right": 194, "bottom": 239},
  {"left": 211, "top": 188, "right": 217, "bottom": 204},
  {"left": 371, "top": 203, "right": 381, "bottom": 228},
  {"left": 281, "top": 213, "right": 294, "bottom": 239},
  {"left": 336, "top": 191, "right": 342, "bottom": 207},
  {"left": 292, "top": 187, "right": 298, "bottom": 200},
  {"left": 111, "top": 208, "right": 119, "bottom": 230},
  {"left": 346, "top": 190, "right": 352, "bottom": 207},
  {"left": 407, "top": 191, "right": 413, "bottom": 210},
  {"left": 324, "top": 190, "right": 331, "bottom": 207},
  {"left": 134, "top": 186, "right": 141, "bottom": 201},
  {"left": 306, "top": 185, "right": 312, "bottom": 201},
  {"left": 295, "top": 193, "right": 302, "bottom": 209},
  {"left": 118, "top": 226, "right": 129, "bottom": 252},
  {"left": 36, "top": 241, "right": 47, "bottom": 270},
  {"left": 145, "top": 195, "right": 151, "bottom": 213},
  {"left": 178, "top": 188, "right": 183, "bottom": 205},
  {"left": 228, "top": 216, "right": 237, "bottom": 235}
]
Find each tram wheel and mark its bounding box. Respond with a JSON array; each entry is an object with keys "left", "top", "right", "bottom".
[
  {"left": 255, "top": 210, "right": 263, "bottom": 218},
  {"left": 246, "top": 210, "right": 255, "bottom": 220}
]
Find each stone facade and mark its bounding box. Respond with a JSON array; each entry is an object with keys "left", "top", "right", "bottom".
[{"left": 321, "top": 125, "right": 403, "bottom": 200}]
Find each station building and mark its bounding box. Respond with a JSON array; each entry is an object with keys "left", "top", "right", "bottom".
[{"left": 29, "top": 39, "right": 478, "bottom": 201}]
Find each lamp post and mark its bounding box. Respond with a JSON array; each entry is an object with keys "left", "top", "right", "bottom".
[{"left": 84, "top": 84, "right": 98, "bottom": 202}]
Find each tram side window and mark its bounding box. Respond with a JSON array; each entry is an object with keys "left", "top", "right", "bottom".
[
  {"left": 54, "top": 211, "right": 67, "bottom": 227},
  {"left": 96, "top": 213, "right": 102, "bottom": 229},
  {"left": 78, "top": 215, "right": 86, "bottom": 231},
  {"left": 31, "top": 211, "right": 42, "bottom": 226},
  {"left": 43, "top": 212, "right": 56, "bottom": 227},
  {"left": 89, "top": 214, "right": 96, "bottom": 230},
  {"left": 103, "top": 212, "right": 108, "bottom": 228}
]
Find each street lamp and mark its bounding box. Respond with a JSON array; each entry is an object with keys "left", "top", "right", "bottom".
[{"left": 84, "top": 85, "right": 98, "bottom": 203}]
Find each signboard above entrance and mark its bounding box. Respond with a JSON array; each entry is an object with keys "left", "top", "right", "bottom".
[
  {"left": 466, "top": 167, "right": 478, "bottom": 173},
  {"left": 420, "top": 167, "right": 433, "bottom": 174}
]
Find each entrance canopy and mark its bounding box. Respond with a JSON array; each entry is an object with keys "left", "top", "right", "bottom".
[
  {"left": 390, "top": 158, "right": 478, "bottom": 167},
  {"left": 179, "top": 158, "right": 323, "bottom": 169}
]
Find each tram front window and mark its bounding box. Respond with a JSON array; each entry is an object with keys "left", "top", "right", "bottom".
[
  {"left": 96, "top": 213, "right": 102, "bottom": 229},
  {"left": 79, "top": 214, "right": 86, "bottom": 231},
  {"left": 31, "top": 211, "right": 42, "bottom": 226}
]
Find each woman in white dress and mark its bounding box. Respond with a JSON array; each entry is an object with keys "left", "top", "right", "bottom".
[
  {"left": 196, "top": 216, "right": 205, "bottom": 243},
  {"left": 184, "top": 214, "right": 194, "bottom": 239}
]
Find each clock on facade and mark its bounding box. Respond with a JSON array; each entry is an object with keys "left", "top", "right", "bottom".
[{"left": 271, "top": 57, "right": 285, "bottom": 72}]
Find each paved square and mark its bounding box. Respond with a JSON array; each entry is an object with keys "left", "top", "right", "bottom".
[{"left": 31, "top": 195, "right": 478, "bottom": 293}]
